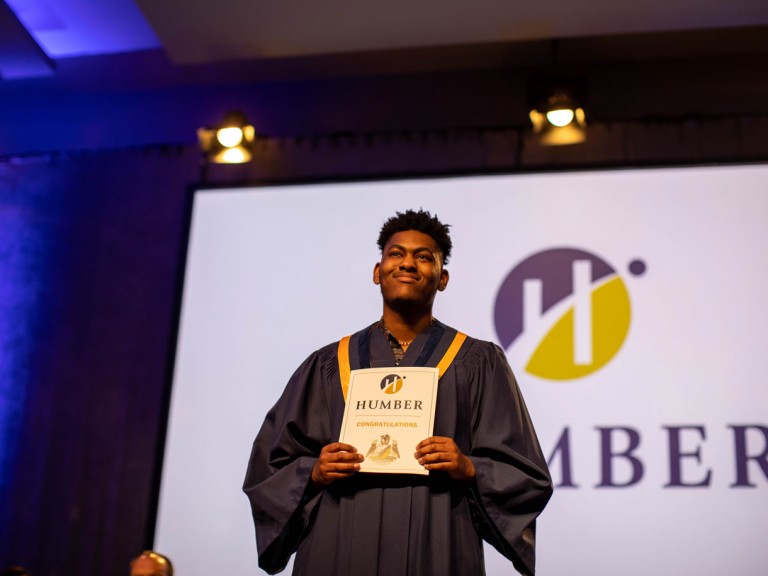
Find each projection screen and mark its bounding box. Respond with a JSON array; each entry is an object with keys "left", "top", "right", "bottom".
[{"left": 155, "top": 164, "right": 768, "bottom": 576}]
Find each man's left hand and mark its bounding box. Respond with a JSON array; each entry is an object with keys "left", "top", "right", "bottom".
[{"left": 414, "top": 436, "right": 475, "bottom": 481}]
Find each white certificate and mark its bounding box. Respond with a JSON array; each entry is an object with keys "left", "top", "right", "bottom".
[{"left": 338, "top": 367, "right": 439, "bottom": 475}]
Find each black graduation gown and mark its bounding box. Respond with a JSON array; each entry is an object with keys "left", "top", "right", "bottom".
[{"left": 243, "top": 321, "right": 552, "bottom": 576}]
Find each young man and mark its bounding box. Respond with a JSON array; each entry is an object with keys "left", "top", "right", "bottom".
[{"left": 244, "top": 209, "right": 552, "bottom": 575}]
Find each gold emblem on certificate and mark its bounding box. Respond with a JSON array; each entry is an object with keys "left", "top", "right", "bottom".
[{"left": 338, "top": 367, "right": 439, "bottom": 475}]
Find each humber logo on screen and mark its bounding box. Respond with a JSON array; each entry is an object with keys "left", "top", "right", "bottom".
[{"left": 494, "top": 247, "right": 646, "bottom": 380}]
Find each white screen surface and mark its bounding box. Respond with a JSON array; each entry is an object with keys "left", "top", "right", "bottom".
[{"left": 156, "top": 165, "right": 768, "bottom": 576}]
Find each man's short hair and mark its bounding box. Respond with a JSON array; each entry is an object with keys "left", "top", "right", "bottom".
[
  {"left": 130, "top": 551, "right": 174, "bottom": 576},
  {"left": 377, "top": 209, "right": 453, "bottom": 264}
]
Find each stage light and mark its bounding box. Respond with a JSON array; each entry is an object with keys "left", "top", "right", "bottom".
[
  {"left": 217, "top": 126, "right": 246, "bottom": 148},
  {"left": 198, "top": 111, "right": 255, "bottom": 164},
  {"left": 546, "top": 108, "right": 575, "bottom": 128},
  {"left": 529, "top": 89, "right": 587, "bottom": 146}
]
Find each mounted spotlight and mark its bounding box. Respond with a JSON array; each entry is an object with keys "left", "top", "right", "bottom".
[
  {"left": 529, "top": 86, "right": 587, "bottom": 146},
  {"left": 197, "top": 111, "right": 256, "bottom": 164}
]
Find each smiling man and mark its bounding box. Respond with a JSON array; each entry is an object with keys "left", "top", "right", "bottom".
[{"left": 244, "top": 209, "right": 552, "bottom": 576}]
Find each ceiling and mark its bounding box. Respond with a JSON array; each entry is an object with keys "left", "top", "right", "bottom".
[
  {"left": 3, "top": 0, "right": 768, "bottom": 81},
  {"left": 2, "top": 0, "right": 768, "bottom": 157}
]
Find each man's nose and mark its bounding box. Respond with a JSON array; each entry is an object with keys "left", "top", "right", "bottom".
[{"left": 399, "top": 253, "right": 416, "bottom": 269}]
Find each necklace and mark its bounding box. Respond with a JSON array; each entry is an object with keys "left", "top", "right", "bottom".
[{"left": 379, "top": 316, "right": 436, "bottom": 349}]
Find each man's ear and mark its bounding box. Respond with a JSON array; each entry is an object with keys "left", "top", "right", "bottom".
[
  {"left": 373, "top": 262, "right": 381, "bottom": 285},
  {"left": 438, "top": 268, "right": 449, "bottom": 291}
]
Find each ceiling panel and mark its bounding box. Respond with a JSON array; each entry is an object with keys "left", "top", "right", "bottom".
[
  {"left": 0, "top": 0, "right": 53, "bottom": 78},
  {"left": 136, "top": 0, "right": 768, "bottom": 64},
  {"left": 5, "top": 0, "right": 158, "bottom": 58}
]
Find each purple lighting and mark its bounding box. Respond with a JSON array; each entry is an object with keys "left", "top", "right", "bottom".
[
  {"left": 0, "top": 203, "right": 47, "bottom": 492},
  {"left": 5, "top": 0, "right": 159, "bottom": 58}
]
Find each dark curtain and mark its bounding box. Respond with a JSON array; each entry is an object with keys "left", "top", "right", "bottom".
[{"left": 0, "top": 147, "right": 195, "bottom": 576}]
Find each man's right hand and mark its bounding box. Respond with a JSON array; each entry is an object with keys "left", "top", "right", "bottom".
[{"left": 310, "top": 442, "right": 364, "bottom": 486}]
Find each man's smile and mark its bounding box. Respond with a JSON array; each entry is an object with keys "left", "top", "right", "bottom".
[{"left": 393, "top": 273, "right": 419, "bottom": 283}]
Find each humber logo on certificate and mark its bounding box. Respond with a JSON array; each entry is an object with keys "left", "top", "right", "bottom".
[{"left": 339, "top": 367, "right": 439, "bottom": 475}]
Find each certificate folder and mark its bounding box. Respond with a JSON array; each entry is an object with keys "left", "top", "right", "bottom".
[{"left": 338, "top": 367, "right": 439, "bottom": 475}]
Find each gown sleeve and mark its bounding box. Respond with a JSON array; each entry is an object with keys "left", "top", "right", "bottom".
[
  {"left": 242, "top": 345, "right": 338, "bottom": 574},
  {"left": 463, "top": 342, "right": 553, "bottom": 576}
]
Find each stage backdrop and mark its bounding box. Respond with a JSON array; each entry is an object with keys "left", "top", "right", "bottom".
[{"left": 155, "top": 165, "right": 768, "bottom": 576}]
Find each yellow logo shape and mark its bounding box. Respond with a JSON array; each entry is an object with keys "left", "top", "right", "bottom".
[
  {"left": 380, "top": 374, "right": 405, "bottom": 394},
  {"left": 526, "top": 276, "right": 631, "bottom": 380}
]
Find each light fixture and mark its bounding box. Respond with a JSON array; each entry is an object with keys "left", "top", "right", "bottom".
[
  {"left": 529, "top": 86, "right": 587, "bottom": 146},
  {"left": 197, "top": 111, "right": 256, "bottom": 164}
]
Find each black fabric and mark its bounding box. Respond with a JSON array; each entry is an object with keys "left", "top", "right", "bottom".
[
  {"left": 0, "top": 148, "right": 194, "bottom": 575},
  {"left": 244, "top": 320, "right": 552, "bottom": 576}
]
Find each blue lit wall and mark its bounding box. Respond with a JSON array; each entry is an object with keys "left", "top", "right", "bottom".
[
  {"left": 0, "top": 150, "right": 196, "bottom": 575},
  {"left": 0, "top": 202, "right": 48, "bottom": 494}
]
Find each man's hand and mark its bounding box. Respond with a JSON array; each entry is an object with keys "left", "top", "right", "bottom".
[
  {"left": 414, "top": 436, "right": 476, "bottom": 481},
  {"left": 311, "top": 442, "right": 364, "bottom": 486}
]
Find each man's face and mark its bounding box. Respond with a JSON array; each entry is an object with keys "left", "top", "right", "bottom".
[
  {"left": 373, "top": 230, "right": 448, "bottom": 312},
  {"left": 130, "top": 556, "right": 170, "bottom": 576}
]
